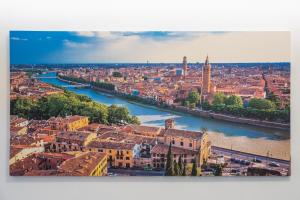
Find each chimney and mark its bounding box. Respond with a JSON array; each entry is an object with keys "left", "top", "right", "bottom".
[{"left": 165, "top": 119, "right": 175, "bottom": 130}]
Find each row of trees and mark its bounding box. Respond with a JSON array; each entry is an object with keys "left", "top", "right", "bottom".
[
  {"left": 58, "top": 75, "right": 116, "bottom": 91},
  {"left": 165, "top": 143, "right": 198, "bottom": 176},
  {"left": 10, "top": 90, "right": 140, "bottom": 125},
  {"left": 202, "top": 93, "right": 290, "bottom": 122},
  {"left": 58, "top": 75, "right": 89, "bottom": 84},
  {"left": 90, "top": 81, "right": 115, "bottom": 91}
]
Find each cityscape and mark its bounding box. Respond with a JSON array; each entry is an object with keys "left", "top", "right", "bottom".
[{"left": 9, "top": 31, "right": 290, "bottom": 176}]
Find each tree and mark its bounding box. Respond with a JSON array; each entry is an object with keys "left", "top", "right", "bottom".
[
  {"left": 178, "top": 155, "right": 183, "bottom": 175},
  {"left": 189, "top": 103, "right": 196, "bottom": 109},
  {"left": 214, "top": 164, "right": 222, "bottom": 176},
  {"left": 202, "top": 101, "right": 211, "bottom": 110},
  {"left": 183, "top": 100, "right": 190, "bottom": 107},
  {"left": 187, "top": 90, "right": 200, "bottom": 105},
  {"left": 266, "top": 92, "right": 281, "bottom": 109},
  {"left": 191, "top": 157, "right": 198, "bottom": 176},
  {"left": 174, "top": 160, "right": 180, "bottom": 176},
  {"left": 165, "top": 143, "right": 174, "bottom": 176},
  {"left": 212, "top": 92, "right": 227, "bottom": 105},
  {"left": 182, "top": 163, "right": 187, "bottom": 176},
  {"left": 112, "top": 71, "right": 123, "bottom": 77},
  {"left": 248, "top": 98, "right": 276, "bottom": 110},
  {"left": 225, "top": 95, "right": 243, "bottom": 107}
]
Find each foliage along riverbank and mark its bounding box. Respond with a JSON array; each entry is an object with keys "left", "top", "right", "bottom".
[
  {"left": 10, "top": 89, "right": 140, "bottom": 125},
  {"left": 57, "top": 75, "right": 290, "bottom": 130}
]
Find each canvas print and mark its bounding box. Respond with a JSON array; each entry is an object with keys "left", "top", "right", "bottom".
[{"left": 9, "top": 31, "right": 290, "bottom": 176}]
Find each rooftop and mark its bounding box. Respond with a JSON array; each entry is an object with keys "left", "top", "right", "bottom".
[
  {"left": 164, "top": 128, "right": 204, "bottom": 140},
  {"left": 151, "top": 144, "right": 198, "bottom": 155},
  {"left": 58, "top": 152, "right": 106, "bottom": 176}
]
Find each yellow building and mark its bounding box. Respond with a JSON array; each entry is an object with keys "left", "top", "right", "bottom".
[
  {"left": 86, "top": 141, "right": 137, "bottom": 168},
  {"left": 58, "top": 152, "right": 107, "bottom": 176},
  {"left": 48, "top": 115, "right": 89, "bottom": 131},
  {"left": 64, "top": 115, "right": 89, "bottom": 131}
]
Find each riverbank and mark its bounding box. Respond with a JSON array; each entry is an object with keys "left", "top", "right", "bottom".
[
  {"left": 208, "top": 132, "right": 290, "bottom": 160},
  {"left": 56, "top": 75, "right": 290, "bottom": 131}
]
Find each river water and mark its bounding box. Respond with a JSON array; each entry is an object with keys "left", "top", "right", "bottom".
[{"left": 38, "top": 72, "right": 290, "bottom": 159}]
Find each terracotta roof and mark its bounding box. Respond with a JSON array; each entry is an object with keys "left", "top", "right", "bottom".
[
  {"left": 87, "top": 140, "right": 136, "bottom": 150},
  {"left": 58, "top": 152, "right": 106, "bottom": 176},
  {"left": 56, "top": 131, "right": 93, "bottom": 142},
  {"left": 151, "top": 144, "right": 198, "bottom": 155},
  {"left": 123, "top": 125, "right": 161, "bottom": 135},
  {"left": 25, "top": 170, "right": 59, "bottom": 176},
  {"left": 164, "top": 128, "right": 204, "bottom": 140},
  {"left": 97, "top": 131, "right": 157, "bottom": 145}
]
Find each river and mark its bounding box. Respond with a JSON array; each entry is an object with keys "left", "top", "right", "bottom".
[{"left": 37, "top": 72, "right": 290, "bottom": 160}]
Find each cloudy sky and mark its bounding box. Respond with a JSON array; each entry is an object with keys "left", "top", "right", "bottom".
[{"left": 10, "top": 31, "right": 290, "bottom": 64}]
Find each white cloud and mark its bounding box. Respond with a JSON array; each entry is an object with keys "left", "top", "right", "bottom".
[
  {"left": 46, "top": 36, "right": 52, "bottom": 39},
  {"left": 11, "top": 37, "right": 28, "bottom": 41},
  {"left": 63, "top": 39, "right": 91, "bottom": 48},
  {"left": 75, "top": 31, "right": 97, "bottom": 37},
  {"left": 61, "top": 32, "right": 290, "bottom": 63}
]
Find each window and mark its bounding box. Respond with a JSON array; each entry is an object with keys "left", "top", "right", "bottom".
[
  {"left": 126, "top": 157, "right": 130, "bottom": 160},
  {"left": 180, "top": 141, "right": 184, "bottom": 146},
  {"left": 118, "top": 162, "right": 123, "bottom": 167},
  {"left": 126, "top": 163, "right": 130, "bottom": 168},
  {"left": 172, "top": 140, "right": 175, "bottom": 145},
  {"left": 189, "top": 143, "right": 192, "bottom": 147}
]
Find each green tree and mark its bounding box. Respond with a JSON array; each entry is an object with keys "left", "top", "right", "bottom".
[
  {"left": 248, "top": 98, "right": 276, "bottom": 110},
  {"left": 165, "top": 143, "right": 174, "bottom": 176},
  {"left": 191, "top": 158, "right": 198, "bottom": 176},
  {"left": 214, "top": 164, "right": 223, "bottom": 176},
  {"left": 189, "top": 103, "right": 196, "bottom": 109},
  {"left": 182, "top": 163, "right": 187, "bottom": 176},
  {"left": 202, "top": 101, "right": 211, "bottom": 110},
  {"left": 174, "top": 160, "right": 180, "bottom": 176},
  {"left": 225, "top": 95, "right": 243, "bottom": 107},
  {"left": 266, "top": 92, "right": 281, "bottom": 109},
  {"left": 187, "top": 90, "right": 200, "bottom": 105},
  {"left": 112, "top": 71, "right": 123, "bottom": 77},
  {"left": 183, "top": 100, "right": 190, "bottom": 107},
  {"left": 212, "top": 92, "right": 227, "bottom": 105},
  {"left": 178, "top": 155, "right": 183, "bottom": 175}
]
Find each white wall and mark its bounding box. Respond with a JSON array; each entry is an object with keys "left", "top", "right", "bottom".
[{"left": 1, "top": 0, "right": 300, "bottom": 200}]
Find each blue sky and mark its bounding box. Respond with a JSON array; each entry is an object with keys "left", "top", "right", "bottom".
[{"left": 10, "top": 31, "right": 290, "bottom": 64}]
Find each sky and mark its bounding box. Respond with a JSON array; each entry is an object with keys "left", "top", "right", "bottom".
[{"left": 10, "top": 31, "right": 290, "bottom": 64}]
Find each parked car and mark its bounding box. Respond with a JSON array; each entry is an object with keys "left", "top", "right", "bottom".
[
  {"left": 269, "top": 162, "right": 280, "bottom": 167},
  {"left": 252, "top": 158, "right": 262, "bottom": 163}
]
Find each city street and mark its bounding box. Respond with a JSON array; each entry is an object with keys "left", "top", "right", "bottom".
[
  {"left": 108, "top": 168, "right": 165, "bottom": 176},
  {"left": 211, "top": 146, "right": 290, "bottom": 175}
]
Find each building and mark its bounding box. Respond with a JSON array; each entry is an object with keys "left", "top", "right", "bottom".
[
  {"left": 49, "top": 131, "right": 97, "bottom": 152},
  {"left": 161, "top": 119, "right": 211, "bottom": 166},
  {"left": 182, "top": 56, "right": 188, "bottom": 79},
  {"left": 151, "top": 144, "right": 199, "bottom": 169},
  {"left": 58, "top": 152, "right": 107, "bottom": 176},
  {"left": 165, "top": 118, "right": 175, "bottom": 129},
  {"left": 86, "top": 140, "right": 139, "bottom": 168},
  {"left": 122, "top": 125, "right": 162, "bottom": 137},
  {"left": 48, "top": 115, "right": 89, "bottom": 131},
  {"left": 202, "top": 55, "right": 212, "bottom": 101}
]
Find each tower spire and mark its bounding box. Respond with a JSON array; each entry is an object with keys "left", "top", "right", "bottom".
[{"left": 205, "top": 55, "right": 209, "bottom": 65}]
